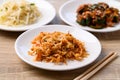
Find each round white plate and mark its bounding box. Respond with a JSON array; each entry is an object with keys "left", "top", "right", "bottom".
[
  {"left": 0, "top": 0, "right": 56, "bottom": 31},
  {"left": 15, "top": 25, "right": 101, "bottom": 71},
  {"left": 59, "top": 0, "right": 120, "bottom": 32}
]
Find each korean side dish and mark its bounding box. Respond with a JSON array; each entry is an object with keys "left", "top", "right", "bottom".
[
  {"left": 28, "top": 32, "right": 88, "bottom": 64},
  {"left": 76, "top": 2, "right": 120, "bottom": 29},
  {"left": 0, "top": 0, "right": 40, "bottom": 26}
]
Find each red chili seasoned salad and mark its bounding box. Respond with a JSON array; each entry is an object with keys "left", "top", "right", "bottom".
[
  {"left": 28, "top": 32, "right": 88, "bottom": 64},
  {"left": 76, "top": 2, "right": 120, "bottom": 29}
]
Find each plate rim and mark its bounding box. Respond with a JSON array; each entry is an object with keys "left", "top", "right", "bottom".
[
  {"left": 59, "top": 0, "right": 120, "bottom": 32},
  {"left": 15, "top": 24, "right": 102, "bottom": 71}
]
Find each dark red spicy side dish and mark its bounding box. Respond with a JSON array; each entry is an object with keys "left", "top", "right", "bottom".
[{"left": 76, "top": 2, "right": 120, "bottom": 29}]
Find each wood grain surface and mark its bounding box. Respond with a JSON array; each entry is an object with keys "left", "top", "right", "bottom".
[{"left": 0, "top": 0, "right": 120, "bottom": 80}]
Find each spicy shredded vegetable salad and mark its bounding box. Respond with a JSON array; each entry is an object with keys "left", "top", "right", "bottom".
[{"left": 28, "top": 32, "right": 88, "bottom": 64}]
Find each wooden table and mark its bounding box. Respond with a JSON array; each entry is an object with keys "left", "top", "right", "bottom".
[{"left": 0, "top": 0, "right": 120, "bottom": 80}]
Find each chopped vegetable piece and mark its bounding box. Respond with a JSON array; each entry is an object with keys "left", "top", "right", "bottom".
[{"left": 30, "top": 3, "right": 35, "bottom": 6}]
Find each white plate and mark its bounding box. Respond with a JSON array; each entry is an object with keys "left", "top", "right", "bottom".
[
  {"left": 0, "top": 0, "right": 56, "bottom": 31},
  {"left": 59, "top": 0, "right": 120, "bottom": 32},
  {"left": 15, "top": 25, "right": 101, "bottom": 71}
]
